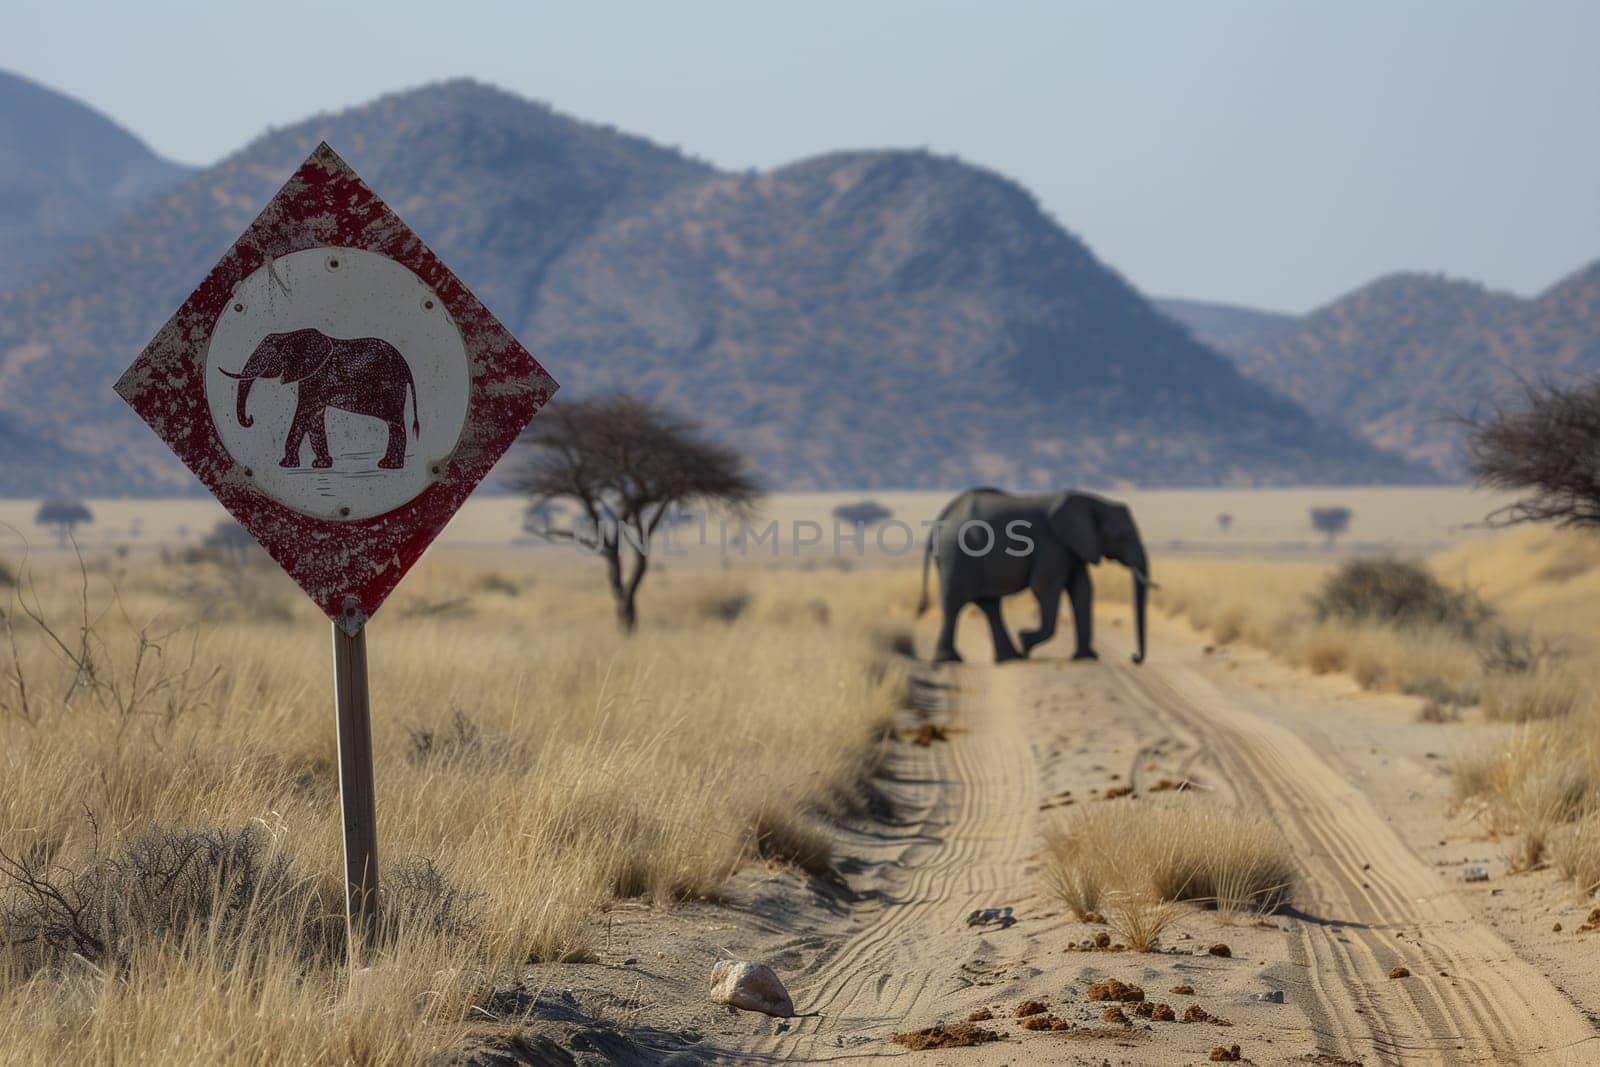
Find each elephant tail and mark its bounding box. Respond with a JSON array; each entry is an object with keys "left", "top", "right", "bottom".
[
  {"left": 408, "top": 376, "right": 420, "bottom": 438},
  {"left": 916, "top": 533, "right": 933, "bottom": 617}
]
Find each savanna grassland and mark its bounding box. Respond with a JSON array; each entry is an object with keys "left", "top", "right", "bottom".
[
  {"left": 0, "top": 543, "right": 914, "bottom": 1064},
  {"left": 6, "top": 489, "right": 1600, "bottom": 1065}
]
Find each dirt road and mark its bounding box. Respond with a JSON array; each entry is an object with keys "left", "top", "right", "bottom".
[{"left": 728, "top": 624, "right": 1599, "bottom": 1065}]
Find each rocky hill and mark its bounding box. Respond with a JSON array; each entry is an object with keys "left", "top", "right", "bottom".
[
  {"left": 1184, "top": 266, "right": 1600, "bottom": 477},
  {"left": 0, "top": 78, "right": 1432, "bottom": 496},
  {"left": 0, "top": 69, "right": 192, "bottom": 290}
]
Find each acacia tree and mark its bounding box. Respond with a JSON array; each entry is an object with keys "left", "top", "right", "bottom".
[
  {"left": 35, "top": 500, "right": 93, "bottom": 547},
  {"left": 516, "top": 395, "right": 761, "bottom": 631},
  {"left": 1467, "top": 380, "right": 1600, "bottom": 527},
  {"left": 1310, "top": 506, "right": 1353, "bottom": 549}
]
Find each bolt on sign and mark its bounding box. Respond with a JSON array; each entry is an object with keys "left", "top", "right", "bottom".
[{"left": 114, "top": 142, "right": 557, "bottom": 953}]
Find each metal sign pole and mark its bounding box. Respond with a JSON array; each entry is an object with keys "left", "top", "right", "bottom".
[{"left": 332, "top": 621, "right": 379, "bottom": 958}]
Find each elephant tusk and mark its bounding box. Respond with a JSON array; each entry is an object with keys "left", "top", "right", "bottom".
[
  {"left": 1131, "top": 567, "right": 1160, "bottom": 591},
  {"left": 217, "top": 368, "right": 251, "bottom": 380}
]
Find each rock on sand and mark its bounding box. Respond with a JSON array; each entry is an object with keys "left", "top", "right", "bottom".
[{"left": 709, "top": 960, "right": 794, "bottom": 1017}]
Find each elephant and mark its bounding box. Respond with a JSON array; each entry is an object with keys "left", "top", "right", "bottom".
[
  {"left": 220, "top": 328, "right": 419, "bottom": 470},
  {"left": 915, "top": 489, "right": 1153, "bottom": 665}
]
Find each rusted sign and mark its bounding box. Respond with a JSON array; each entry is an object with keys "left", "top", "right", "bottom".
[{"left": 115, "top": 142, "right": 556, "bottom": 628}]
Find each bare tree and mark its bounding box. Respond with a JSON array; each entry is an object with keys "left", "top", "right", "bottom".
[
  {"left": 515, "top": 395, "right": 761, "bottom": 631},
  {"left": 1466, "top": 379, "right": 1600, "bottom": 527},
  {"left": 1310, "top": 506, "right": 1353, "bottom": 549}
]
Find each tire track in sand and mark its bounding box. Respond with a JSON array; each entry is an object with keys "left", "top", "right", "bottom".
[
  {"left": 729, "top": 666, "right": 1036, "bottom": 1063},
  {"left": 1113, "top": 651, "right": 1598, "bottom": 1065}
]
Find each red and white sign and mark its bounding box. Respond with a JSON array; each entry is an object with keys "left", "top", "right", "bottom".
[{"left": 116, "top": 143, "right": 557, "bottom": 628}]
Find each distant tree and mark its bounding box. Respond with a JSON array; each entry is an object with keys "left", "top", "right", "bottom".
[
  {"left": 516, "top": 395, "right": 761, "bottom": 631},
  {"left": 35, "top": 499, "right": 93, "bottom": 547},
  {"left": 832, "top": 499, "right": 893, "bottom": 527},
  {"left": 1310, "top": 506, "right": 1353, "bottom": 548},
  {"left": 1216, "top": 513, "right": 1233, "bottom": 532},
  {"left": 1466, "top": 380, "right": 1600, "bottom": 527}
]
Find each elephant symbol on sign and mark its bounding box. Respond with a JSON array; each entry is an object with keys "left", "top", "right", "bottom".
[{"left": 221, "top": 328, "right": 419, "bottom": 470}]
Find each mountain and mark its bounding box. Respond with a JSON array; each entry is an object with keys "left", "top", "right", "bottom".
[
  {"left": 0, "top": 78, "right": 1431, "bottom": 496},
  {"left": 0, "top": 69, "right": 193, "bottom": 289},
  {"left": 1186, "top": 267, "right": 1600, "bottom": 477}
]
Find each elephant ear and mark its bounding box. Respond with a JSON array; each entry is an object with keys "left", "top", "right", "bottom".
[
  {"left": 1048, "top": 493, "right": 1102, "bottom": 564},
  {"left": 279, "top": 329, "right": 334, "bottom": 385}
]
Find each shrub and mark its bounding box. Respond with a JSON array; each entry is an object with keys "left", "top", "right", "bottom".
[
  {"left": 1310, "top": 558, "right": 1489, "bottom": 637},
  {"left": 0, "top": 825, "right": 339, "bottom": 975}
]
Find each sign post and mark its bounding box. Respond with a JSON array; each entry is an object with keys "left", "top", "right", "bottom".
[
  {"left": 115, "top": 143, "right": 556, "bottom": 961},
  {"left": 332, "top": 618, "right": 379, "bottom": 950}
]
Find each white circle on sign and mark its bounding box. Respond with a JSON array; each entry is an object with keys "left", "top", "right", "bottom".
[{"left": 205, "top": 247, "right": 469, "bottom": 521}]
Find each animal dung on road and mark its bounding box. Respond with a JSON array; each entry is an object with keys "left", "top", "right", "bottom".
[
  {"left": 708, "top": 960, "right": 794, "bottom": 1017},
  {"left": 891, "top": 1023, "right": 1005, "bottom": 1050},
  {"left": 1086, "top": 978, "right": 1145, "bottom": 1002}
]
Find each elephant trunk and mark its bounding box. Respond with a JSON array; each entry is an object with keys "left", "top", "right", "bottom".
[
  {"left": 1127, "top": 548, "right": 1152, "bottom": 665},
  {"left": 236, "top": 377, "right": 255, "bottom": 428},
  {"left": 1132, "top": 571, "right": 1148, "bottom": 665}
]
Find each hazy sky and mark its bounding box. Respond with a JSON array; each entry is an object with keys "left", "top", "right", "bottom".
[{"left": 5, "top": 0, "right": 1597, "bottom": 311}]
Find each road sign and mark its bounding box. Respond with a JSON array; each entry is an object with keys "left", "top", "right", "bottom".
[
  {"left": 115, "top": 142, "right": 556, "bottom": 629},
  {"left": 114, "top": 143, "right": 558, "bottom": 954}
]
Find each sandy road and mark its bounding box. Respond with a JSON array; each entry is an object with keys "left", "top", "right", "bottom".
[
  {"left": 727, "top": 630, "right": 1598, "bottom": 1065},
  {"left": 1119, "top": 655, "right": 1598, "bottom": 1065}
]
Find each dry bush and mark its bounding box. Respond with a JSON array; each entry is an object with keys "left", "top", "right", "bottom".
[
  {"left": 0, "top": 553, "right": 914, "bottom": 1062},
  {"left": 1311, "top": 558, "right": 1490, "bottom": 637},
  {"left": 1041, "top": 803, "right": 1293, "bottom": 944}
]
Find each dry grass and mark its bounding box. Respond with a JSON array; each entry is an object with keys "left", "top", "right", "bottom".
[
  {"left": 1480, "top": 669, "right": 1586, "bottom": 723},
  {"left": 1041, "top": 802, "right": 1294, "bottom": 947},
  {"left": 1550, "top": 815, "right": 1600, "bottom": 895},
  {"left": 0, "top": 547, "right": 914, "bottom": 1064}
]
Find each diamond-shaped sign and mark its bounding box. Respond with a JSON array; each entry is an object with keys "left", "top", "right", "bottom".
[{"left": 115, "top": 143, "right": 556, "bottom": 628}]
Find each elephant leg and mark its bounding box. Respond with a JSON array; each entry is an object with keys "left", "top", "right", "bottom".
[
  {"left": 1066, "top": 564, "right": 1096, "bottom": 660},
  {"left": 280, "top": 404, "right": 312, "bottom": 467},
  {"left": 308, "top": 413, "right": 333, "bottom": 469},
  {"left": 378, "top": 419, "right": 407, "bottom": 469},
  {"left": 933, "top": 594, "right": 963, "bottom": 663},
  {"left": 977, "top": 597, "right": 1022, "bottom": 663},
  {"left": 1020, "top": 583, "right": 1060, "bottom": 656}
]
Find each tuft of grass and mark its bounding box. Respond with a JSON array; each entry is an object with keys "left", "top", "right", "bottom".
[
  {"left": 1103, "top": 892, "right": 1182, "bottom": 952},
  {"left": 1040, "top": 821, "right": 1104, "bottom": 920},
  {"left": 1550, "top": 815, "right": 1600, "bottom": 895},
  {"left": 1041, "top": 803, "right": 1293, "bottom": 945}
]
